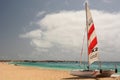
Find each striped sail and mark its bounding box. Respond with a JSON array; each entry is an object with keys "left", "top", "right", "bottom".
[{"left": 85, "top": 2, "right": 99, "bottom": 65}]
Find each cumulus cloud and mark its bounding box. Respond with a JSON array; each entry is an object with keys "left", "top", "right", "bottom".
[
  {"left": 20, "top": 29, "right": 42, "bottom": 39},
  {"left": 38, "top": 11, "right": 86, "bottom": 47},
  {"left": 20, "top": 10, "right": 120, "bottom": 61},
  {"left": 30, "top": 39, "right": 52, "bottom": 48},
  {"left": 36, "top": 11, "right": 46, "bottom": 17}
]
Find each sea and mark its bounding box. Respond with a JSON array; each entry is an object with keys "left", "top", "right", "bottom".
[{"left": 11, "top": 61, "right": 120, "bottom": 73}]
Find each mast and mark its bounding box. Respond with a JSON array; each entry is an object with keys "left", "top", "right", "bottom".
[{"left": 85, "top": 1, "right": 89, "bottom": 69}]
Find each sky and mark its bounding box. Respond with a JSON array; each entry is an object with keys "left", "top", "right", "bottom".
[{"left": 0, "top": 0, "right": 120, "bottom": 61}]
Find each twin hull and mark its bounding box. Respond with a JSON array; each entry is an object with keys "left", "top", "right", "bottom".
[{"left": 70, "top": 69, "right": 115, "bottom": 77}]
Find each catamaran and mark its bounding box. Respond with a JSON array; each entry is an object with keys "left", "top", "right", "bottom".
[{"left": 70, "top": 1, "right": 117, "bottom": 77}]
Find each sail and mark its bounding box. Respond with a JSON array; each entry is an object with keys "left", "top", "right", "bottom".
[{"left": 85, "top": 2, "right": 99, "bottom": 65}]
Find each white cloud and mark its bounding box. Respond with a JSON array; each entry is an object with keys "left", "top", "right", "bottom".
[
  {"left": 36, "top": 11, "right": 46, "bottom": 17},
  {"left": 37, "top": 11, "right": 86, "bottom": 47},
  {"left": 30, "top": 39, "right": 52, "bottom": 48},
  {"left": 20, "top": 29, "right": 52, "bottom": 48},
  {"left": 20, "top": 10, "right": 120, "bottom": 61},
  {"left": 20, "top": 29, "right": 42, "bottom": 39}
]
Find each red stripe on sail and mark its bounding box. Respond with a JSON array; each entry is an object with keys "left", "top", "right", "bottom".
[
  {"left": 88, "top": 37, "right": 97, "bottom": 54},
  {"left": 88, "top": 24, "right": 94, "bottom": 40}
]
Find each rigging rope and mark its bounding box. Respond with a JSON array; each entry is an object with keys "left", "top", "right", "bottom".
[{"left": 80, "top": 27, "right": 86, "bottom": 65}]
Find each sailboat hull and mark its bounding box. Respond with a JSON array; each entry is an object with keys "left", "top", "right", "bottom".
[
  {"left": 70, "top": 69, "right": 100, "bottom": 77},
  {"left": 70, "top": 69, "right": 116, "bottom": 77},
  {"left": 97, "top": 70, "right": 116, "bottom": 77}
]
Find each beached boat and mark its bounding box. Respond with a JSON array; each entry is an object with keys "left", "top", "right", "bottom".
[{"left": 70, "top": 1, "right": 117, "bottom": 77}]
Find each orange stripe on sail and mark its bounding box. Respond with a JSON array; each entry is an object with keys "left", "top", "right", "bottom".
[
  {"left": 88, "top": 24, "right": 94, "bottom": 40},
  {"left": 88, "top": 37, "right": 97, "bottom": 54}
]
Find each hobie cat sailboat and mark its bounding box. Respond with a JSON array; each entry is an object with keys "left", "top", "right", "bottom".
[{"left": 70, "top": 1, "right": 117, "bottom": 77}]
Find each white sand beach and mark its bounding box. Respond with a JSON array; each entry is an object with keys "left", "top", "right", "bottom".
[{"left": 0, "top": 62, "right": 119, "bottom": 80}]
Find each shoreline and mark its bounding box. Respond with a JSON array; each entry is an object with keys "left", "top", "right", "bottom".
[
  {"left": 12, "top": 62, "right": 70, "bottom": 72},
  {"left": 0, "top": 62, "right": 120, "bottom": 80},
  {"left": 11, "top": 61, "right": 120, "bottom": 72},
  {"left": 11, "top": 63, "right": 72, "bottom": 71}
]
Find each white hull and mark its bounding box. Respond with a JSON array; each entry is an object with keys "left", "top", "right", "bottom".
[
  {"left": 70, "top": 69, "right": 100, "bottom": 77},
  {"left": 70, "top": 69, "right": 116, "bottom": 77},
  {"left": 98, "top": 70, "right": 116, "bottom": 77}
]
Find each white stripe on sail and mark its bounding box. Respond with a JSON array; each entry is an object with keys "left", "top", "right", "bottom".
[
  {"left": 88, "top": 31, "right": 96, "bottom": 46},
  {"left": 89, "top": 50, "right": 99, "bottom": 64},
  {"left": 88, "top": 22, "right": 93, "bottom": 32}
]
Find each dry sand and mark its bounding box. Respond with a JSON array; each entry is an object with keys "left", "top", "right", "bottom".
[{"left": 0, "top": 62, "right": 119, "bottom": 80}]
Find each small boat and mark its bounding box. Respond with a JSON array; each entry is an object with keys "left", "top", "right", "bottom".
[
  {"left": 70, "top": 69, "right": 100, "bottom": 77},
  {"left": 70, "top": 1, "right": 117, "bottom": 77}
]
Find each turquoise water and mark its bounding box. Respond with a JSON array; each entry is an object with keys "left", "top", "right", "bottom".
[{"left": 11, "top": 61, "right": 120, "bottom": 72}]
